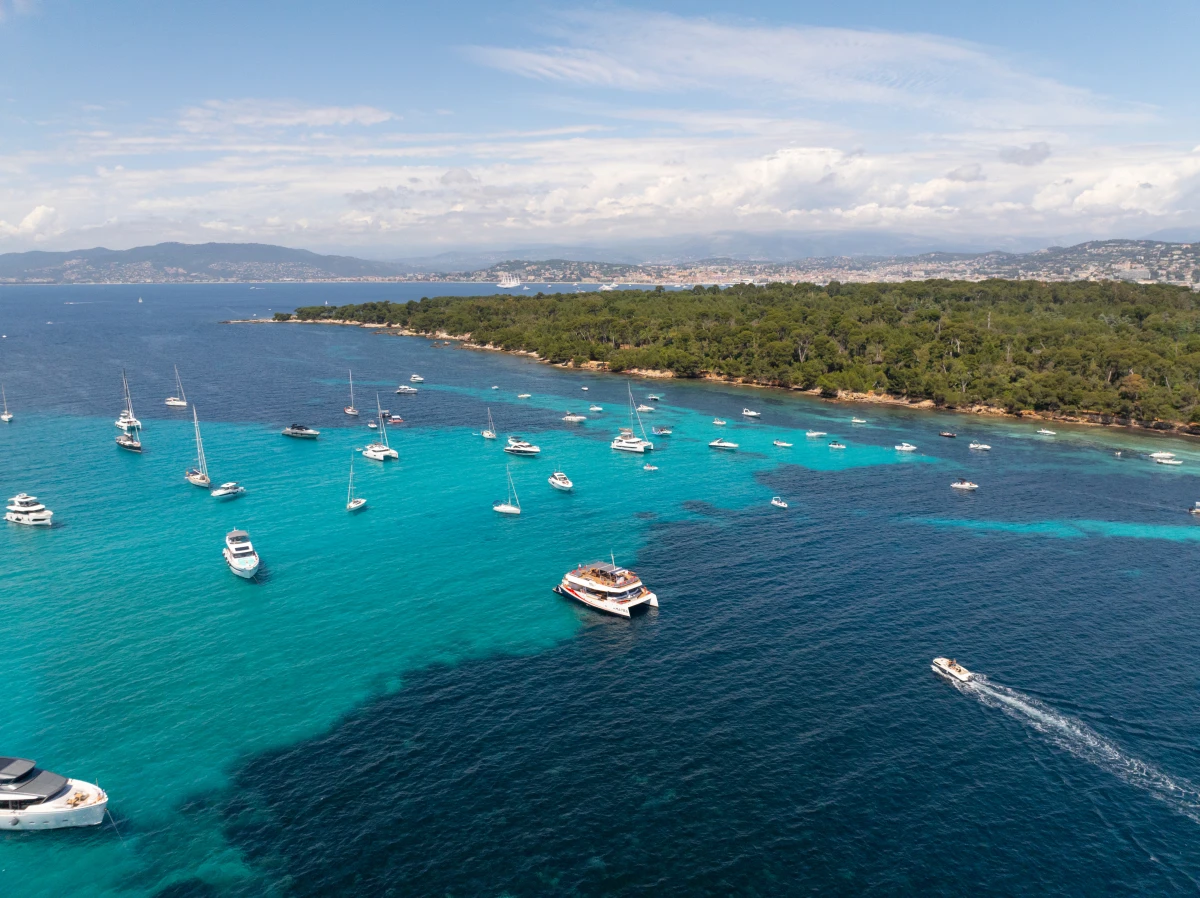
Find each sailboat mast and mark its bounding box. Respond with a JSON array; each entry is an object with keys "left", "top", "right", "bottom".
[
  {"left": 122, "top": 369, "right": 135, "bottom": 417},
  {"left": 175, "top": 365, "right": 186, "bottom": 403},
  {"left": 376, "top": 394, "right": 389, "bottom": 447},
  {"left": 349, "top": 369, "right": 355, "bottom": 408},
  {"left": 347, "top": 454, "right": 355, "bottom": 504},
  {"left": 193, "top": 407, "right": 207, "bottom": 477}
]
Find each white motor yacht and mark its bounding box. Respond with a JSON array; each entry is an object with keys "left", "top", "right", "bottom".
[
  {"left": 410, "top": 374, "right": 424, "bottom": 383},
  {"left": 493, "top": 465, "right": 521, "bottom": 514},
  {"left": 951, "top": 479, "right": 979, "bottom": 490},
  {"left": 1, "top": 385, "right": 12, "bottom": 422},
  {"left": 589, "top": 405, "right": 603, "bottom": 412},
  {"left": 713, "top": 418, "right": 727, "bottom": 426},
  {"left": 806, "top": 430, "right": 826, "bottom": 438},
  {"left": 210, "top": 482, "right": 246, "bottom": 500},
  {"left": 828, "top": 440, "right": 846, "bottom": 449},
  {"left": 742, "top": 408, "right": 761, "bottom": 418},
  {"left": 1150, "top": 451, "right": 1175, "bottom": 460},
  {"left": 223, "top": 529, "right": 260, "bottom": 578},
  {"left": 773, "top": 440, "right": 793, "bottom": 447},
  {"left": 186, "top": 407, "right": 211, "bottom": 487},
  {"left": 395, "top": 385, "right": 418, "bottom": 395},
  {"left": 548, "top": 471, "right": 573, "bottom": 491},
  {"left": 563, "top": 412, "right": 588, "bottom": 423},
  {"left": 281, "top": 424, "right": 320, "bottom": 438},
  {"left": 969, "top": 441, "right": 991, "bottom": 450},
  {"left": 770, "top": 496, "right": 788, "bottom": 508},
  {"left": 1037, "top": 428, "right": 1056, "bottom": 436},
  {"left": 895, "top": 442, "right": 917, "bottom": 452},
  {"left": 636, "top": 403, "right": 654, "bottom": 413},
  {"left": 504, "top": 436, "right": 541, "bottom": 456},
  {"left": 0, "top": 757, "right": 107, "bottom": 829},
  {"left": 932, "top": 657, "right": 973, "bottom": 682},
  {"left": 165, "top": 365, "right": 188, "bottom": 408},
  {"left": 1157, "top": 458, "right": 1183, "bottom": 466},
  {"left": 6, "top": 493, "right": 53, "bottom": 526},
  {"left": 554, "top": 560, "right": 658, "bottom": 618},
  {"left": 709, "top": 438, "right": 738, "bottom": 450}
]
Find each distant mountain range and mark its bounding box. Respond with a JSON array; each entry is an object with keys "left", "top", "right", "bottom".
[{"left": 0, "top": 238, "right": 1196, "bottom": 286}]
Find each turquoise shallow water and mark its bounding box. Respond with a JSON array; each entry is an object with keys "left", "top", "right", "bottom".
[{"left": 4, "top": 285, "right": 1200, "bottom": 895}]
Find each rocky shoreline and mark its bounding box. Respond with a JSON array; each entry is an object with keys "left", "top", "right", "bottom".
[{"left": 224, "top": 317, "right": 1200, "bottom": 439}]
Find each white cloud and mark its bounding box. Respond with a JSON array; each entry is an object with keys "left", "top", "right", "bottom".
[
  {"left": 0, "top": 204, "right": 60, "bottom": 240},
  {"left": 178, "top": 100, "right": 394, "bottom": 134}
]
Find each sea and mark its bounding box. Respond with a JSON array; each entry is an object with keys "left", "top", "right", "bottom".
[{"left": 3, "top": 283, "right": 1200, "bottom": 896}]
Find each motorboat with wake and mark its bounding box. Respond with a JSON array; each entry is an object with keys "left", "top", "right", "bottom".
[
  {"left": 6, "top": 493, "right": 53, "bottom": 526},
  {"left": 211, "top": 482, "right": 246, "bottom": 500},
  {"left": 851, "top": 417, "right": 867, "bottom": 424},
  {"left": 186, "top": 408, "right": 210, "bottom": 487},
  {"left": 504, "top": 436, "right": 541, "bottom": 456},
  {"left": 517, "top": 393, "right": 532, "bottom": 399},
  {"left": 554, "top": 559, "right": 658, "bottom": 618},
  {"left": 932, "top": 657, "right": 973, "bottom": 682},
  {"left": 806, "top": 430, "right": 826, "bottom": 438},
  {"left": 951, "top": 478, "right": 978, "bottom": 490},
  {"left": 770, "top": 496, "right": 788, "bottom": 508},
  {"left": 493, "top": 465, "right": 521, "bottom": 514},
  {"left": 223, "top": 529, "right": 260, "bottom": 578},
  {"left": 1037, "top": 428, "right": 1056, "bottom": 436},
  {"left": 1150, "top": 451, "right": 1175, "bottom": 460},
  {"left": 165, "top": 365, "right": 188, "bottom": 408},
  {"left": 281, "top": 424, "right": 320, "bottom": 438},
  {"left": 548, "top": 471, "right": 573, "bottom": 491},
  {"left": 0, "top": 757, "right": 107, "bottom": 829}
]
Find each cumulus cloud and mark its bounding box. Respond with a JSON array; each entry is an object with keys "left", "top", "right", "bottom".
[
  {"left": 0, "top": 205, "right": 60, "bottom": 240},
  {"left": 999, "top": 141, "right": 1052, "bottom": 166},
  {"left": 947, "top": 164, "right": 985, "bottom": 182}
]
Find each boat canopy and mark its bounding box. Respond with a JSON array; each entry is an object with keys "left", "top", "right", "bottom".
[
  {"left": 0, "top": 757, "right": 35, "bottom": 782},
  {"left": 0, "top": 759, "right": 68, "bottom": 801},
  {"left": 227, "top": 530, "right": 249, "bottom": 540}
]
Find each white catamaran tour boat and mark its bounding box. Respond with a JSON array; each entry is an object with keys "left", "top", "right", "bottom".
[
  {"left": 548, "top": 471, "right": 573, "bottom": 491},
  {"left": 185, "top": 407, "right": 211, "bottom": 487},
  {"left": 165, "top": 365, "right": 188, "bottom": 408},
  {"left": 281, "top": 424, "right": 320, "bottom": 438},
  {"left": 346, "top": 454, "right": 366, "bottom": 512},
  {"left": 0, "top": 757, "right": 108, "bottom": 829},
  {"left": 493, "top": 465, "right": 521, "bottom": 514},
  {"left": 612, "top": 384, "right": 654, "bottom": 453},
  {"left": 344, "top": 370, "right": 359, "bottom": 416},
  {"left": 932, "top": 657, "right": 973, "bottom": 682},
  {"left": 223, "top": 529, "right": 260, "bottom": 578},
  {"left": 554, "top": 560, "right": 658, "bottom": 618},
  {"left": 6, "top": 493, "right": 53, "bottom": 526},
  {"left": 1, "top": 385, "right": 12, "bottom": 422}
]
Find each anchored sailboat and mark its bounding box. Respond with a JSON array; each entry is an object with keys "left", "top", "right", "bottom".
[
  {"left": 482, "top": 407, "right": 497, "bottom": 440},
  {"left": 346, "top": 453, "right": 367, "bottom": 512},
  {"left": 362, "top": 395, "right": 398, "bottom": 460},
  {"left": 185, "top": 407, "right": 210, "bottom": 487},
  {"left": 1, "top": 385, "right": 11, "bottom": 422},
  {"left": 115, "top": 370, "right": 143, "bottom": 451},
  {"left": 165, "top": 365, "right": 188, "bottom": 408},
  {"left": 611, "top": 383, "right": 654, "bottom": 453},
  {"left": 493, "top": 465, "right": 521, "bottom": 515},
  {"left": 344, "top": 369, "right": 359, "bottom": 416}
]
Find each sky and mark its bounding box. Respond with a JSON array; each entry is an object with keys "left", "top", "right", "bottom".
[{"left": 1, "top": 0, "right": 1199, "bottom": 260}]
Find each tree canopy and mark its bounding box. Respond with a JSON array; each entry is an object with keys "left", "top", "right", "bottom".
[{"left": 291, "top": 280, "right": 1200, "bottom": 424}]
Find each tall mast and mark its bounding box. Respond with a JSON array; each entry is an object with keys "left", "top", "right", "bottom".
[
  {"left": 193, "top": 407, "right": 207, "bottom": 478},
  {"left": 347, "top": 453, "right": 355, "bottom": 504},
  {"left": 175, "top": 365, "right": 186, "bottom": 403},
  {"left": 376, "top": 394, "right": 388, "bottom": 447},
  {"left": 349, "top": 369, "right": 355, "bottom": 408}
]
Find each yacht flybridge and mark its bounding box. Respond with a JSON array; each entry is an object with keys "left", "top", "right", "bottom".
[
  {"left": 6, "top": 493, "right": 53, "bottom": 526},
  {"left": 165, "top": 365, "right": 188, "bottom": 408},
  {"left": 504, "top": 436, "right": 541, "bottom": 456},
  {"left": 0, "top": 757, "right": 107, "bottom": 829},
  {"left": 185, "top": 408, "right": 211, "bottom": 487},
  {"left": 612, "top": 384, "right": 654, "bottom": 453},
  {"left": 932, "top": 657, "right": 973, "bottom": 683},
  {"left": 281, "top": 424, "right": 320, "bottom": 438},
  {"left": 223, "top": 529, "right": 260, "bottom": 579},
  {"left": 554, "top": 560, "right": 659, "bottom": 618}
]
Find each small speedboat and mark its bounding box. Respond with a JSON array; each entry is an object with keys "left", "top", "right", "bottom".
[
  {"left": 504, "top": 436, "right": 541, "bottom": 456},
  {"left": 6, "top": 493, "right": 53, "bottom": 526},
  {"left": 395, "top": 385, "right": 418, "bottom": 395},
  {"left": 709, "top": 438, "right": 738, "bottom": 450},
  {"left": 648, "top": 394, "right": 661, "bottom": 401},
  {"left": 410, "top": 374, "right": 424, "bottom": 383},
  {"left": 932, "top": 657, "right": 972, "bottom": 682},
  {"left": 773, "top": 440, "right": 792, "bottom": 448},
  {"left": 770, "top": 496, "right": 788, "bottom": 509},
  {"left": 636, "top": 404, "right": 654, "bottom": 412},
  {"left": 491, "top": 385, "right": 499, "bottom": 390},
  {"left": 518, "top": 393, "right": 532, "bottom": 399},
  {"left": 895, "top": 442, "right": 917, "bottom": 452},
  {"left": 652, "top": 426, "right": 672, "bottom": 436},
  {"left": 969, "top": 441, "right": 991, "bottom": 451},
  {"left": 643, "top": 463, "right": 658, "bottom": 471},
  {"left": 563, "top": 412, "right": 587, "bottom": 423},
  {"left": 223, "top": 529, "right": 260, "bottom": 579},
  {"left": 806, "top": 430, "right": 826, "bottom": 438},
  {"left": 281, "top": 424, "right": 320, "bottom": 439},
  {"left": 951, "top": 478, "right": 978, "bottom": 490},
  {"left": 1037, "top": 428, "right": 1056, "bottom": 436},
  {"left": 1150, "top": 451, "right": 1175, "bottom": 460},
  {"left": 367, "top": 420, "right": 378, "bottom": 429},
  {"left": 388, "top": 415, "right": 404, "bottom": 425},
  {"left": 828, "top": 441, "right": 846, "bottom": 449},
  {"left": 548, "top": 471, "right": 573, "bottom": 491},
  {"left": 1189, "top": 501, "right": 1200, "bottom": 516},
  {"left": 940, "top": 431, "right": 957, "bottom": 438},
  {"left": 742, "top": 408, "right": 761, "bottom": 418},
  {"left": 1157, "top": 458, "right": 1183, "bottom": 466},
  {"left": 589, "top": 405, "right": 603, "bottom": 412},
  {"left": 581, "top": 386, "right": 589, "bottom": 391},
  {"left": 851, "top": 417, "right": 867, "bottom": 424},
  {"left": 210, "top": 481, "right": 246, "bottom": 500},
  {"left": 713, "top": 418, "right": 726, "bottom": 426}
]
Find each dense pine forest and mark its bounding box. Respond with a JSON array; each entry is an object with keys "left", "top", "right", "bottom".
[{"left": 288, "top": 280, "right": 1200, "bottom": 424}]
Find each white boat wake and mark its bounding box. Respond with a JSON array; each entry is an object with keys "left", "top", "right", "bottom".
[{"left": 960, "top": 676, "right": 1200, "bottom": 824}]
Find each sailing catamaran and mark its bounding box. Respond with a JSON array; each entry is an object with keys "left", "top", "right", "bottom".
[
  {"left": 185, "top": 407, "right": 210, "bottom": 487},
  {"left": 344, "top": 370, "right": 359, "bottom": 416},
  {"left": 611, "top": 383, "right": 654, "bottom": 453},
  {"left": 362, "top": 395, "right": 398, "bottom": 460},
  {"left": 165, "top": 365, "right": 188, "bottom": 408},
  {"left": 493, "top": 465, "right": 521, "bottom": 514},
  {"left": 1, "top": 385, "right": 11, "bottom": 422},
  {"left": 346, "top": 453, "right": 367, "bottom": 512}
]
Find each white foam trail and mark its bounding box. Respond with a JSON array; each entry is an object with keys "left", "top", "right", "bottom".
[{"left": 960, "top": 675, "right": 1200, "bottom": 824}]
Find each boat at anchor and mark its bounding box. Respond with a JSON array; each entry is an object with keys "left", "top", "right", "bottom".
[
  {"left": 554, "top": 560, "right": 658, "bottom": 618},
  {"left": 0, "top": 757, "right": 108, "bottom": 829}
]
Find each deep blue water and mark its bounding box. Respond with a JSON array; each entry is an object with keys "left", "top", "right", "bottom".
[{"left": 3, "top": 284, "right": 1200, "bottom": 896}]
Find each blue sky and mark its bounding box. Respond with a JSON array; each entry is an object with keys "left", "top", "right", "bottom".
[{"left": 1, "top": 0, "right": 1198, "bottom": 258}]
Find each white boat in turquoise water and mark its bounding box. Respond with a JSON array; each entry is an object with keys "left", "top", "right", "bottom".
[
  {"left": 0, "top": 757, "right": 107, "bottom": 829},
  {"left": 211, "top": 481, "right": 246, "bottom": 500},
  {"left": 494, "top": 465, "right": 521, "bottom": 514},
  {"left": 554, "top": 560, "right": 658, "bottom": 618},
  {"left": 223, "top": 529, "right": 260, "bottom": 578},
  {"left": 185, "top": 407, "right": 210, "bottom": 487},
  {"left": 2, "top": 384, "right": 13, "bottom": 422},
  {"left": 346, "top": 454, "right": 366, "bottom": 513},
  {"left": 165, "top": 365, "right": 188, "bottom": 408},
  {"left": 548, "top": 471, "right": 573, "bottom": 491},
  {"left": 6, "top": 493, "right": 53, "bottom": 526}
]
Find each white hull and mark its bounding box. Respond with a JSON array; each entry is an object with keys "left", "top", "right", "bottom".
[
  {"left": 165, "top": 398, "right": 187, "bottom": 408},
  {"left": 4, "top": 779, "right": 107, "bottom": 830},
  {"left": 932, "top": 657, "right": 973, "bottom": 682},
  {"left": 555, "top": 583, "right": 658, "bottom": 618},
  {"left": 611, "top": 441, "right": 648, "bottom": 453},
  {"left": 223, "top": 549, "right": 260, "bottom": 579},
  {"left": 185, "top": 472, "right": 211, "bottom": 488},
  {"left": 6, "top": 511, "right": 53, "bottom": 526}
]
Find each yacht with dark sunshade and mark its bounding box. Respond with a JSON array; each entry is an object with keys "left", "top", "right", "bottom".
[{"left": 0, "top": 757, "right": 108, "bottom": 829}]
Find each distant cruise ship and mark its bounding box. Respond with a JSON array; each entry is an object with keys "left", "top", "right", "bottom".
[{"left": 497, "top": 273, "right": 521, "bottom": 288}]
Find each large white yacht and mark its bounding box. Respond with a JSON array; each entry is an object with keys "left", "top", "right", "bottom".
[
  {"left": 554, "top": 560, "right": 659, "bottom": 618},
  {"left": 0, "top": 757, "right": 107, "bottom": 829},
  {"left": 6, "top": 493, "right": 53, "bottom": 526},
  {"left": 281, "top": 424, "right": 320, "bottom": 439},
  {"left": 932, "top": 657, "right": 973, "bottom": 682},
  {"left": 503, "top": 436, "right": 541, "bottom": 456},
  {"left": 223, "top": 529, "right": 260, "bottom": 578},
  {"left": 612, "top": 427, "right": 653, "bottom": 453},
  {"left": 395, "top": 384, "right": 418, "bottom": 395}
]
